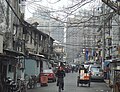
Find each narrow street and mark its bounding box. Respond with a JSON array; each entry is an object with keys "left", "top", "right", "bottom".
[
  {"left": 27, "top": 72, "right": 111, "bottom": 92},
  {"left": 0, "top": 1, "right": 120, "bottom": 92}
]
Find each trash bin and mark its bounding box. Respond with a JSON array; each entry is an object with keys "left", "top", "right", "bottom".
[{"left": 40, "top": 75, "right": 48, "bottom": 86}]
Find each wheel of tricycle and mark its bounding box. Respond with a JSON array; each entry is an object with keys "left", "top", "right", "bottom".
[
  {"left": 81, "top": 84, "right": 83, "bottom": 87},
  {"left": 41, "top": 83, "right": 48, "bottom": 87},
  {"left": 41, "top": 84, "right": 43, "bottom": 87},
  {"left": 88, "top": 82, "right": 90, "bottom": 87},
  {"left": 77, "top": 81, "right": 79, "bottom": 87}
]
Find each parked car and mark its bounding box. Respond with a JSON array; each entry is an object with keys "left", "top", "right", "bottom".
[
  {"left": 41, "top": 69, "right": 56, "bottom": 82},
  {"left": 89, "top": 65, "right": 104, "bottom": 81}
]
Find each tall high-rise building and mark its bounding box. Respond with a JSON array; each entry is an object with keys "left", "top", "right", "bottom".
[
  {"left": 66, "top": 9, "right": 100, "bottom": 63},
  {"left": 26, "top": 6, "right": 64, "bottom": 43}
]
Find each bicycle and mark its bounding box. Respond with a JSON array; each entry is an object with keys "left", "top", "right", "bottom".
[
  {"left": 17, "top": 78, "right": 27, "bottom": 92},
  {"left": 5, "top": 77, "right": 18, "bottom": 92},
  {"left": 27, "top": 77, "right": 35, "bottom": 89},
  {"left": 57, "top": 78, "right": 64, "bottom": 92}
]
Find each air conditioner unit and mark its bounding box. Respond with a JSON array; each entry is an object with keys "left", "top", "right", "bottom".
[
  {"left": 25, "top": 34, "right": 29, "bottom": 41},
  {"left": 13, "top": 36, "right": 17, "bottom": 41},
  {"left": 18, "top": 32, "right": 22, "bottom": 39},
  {"left": 26, "top": 41, "right": 34, "bottom": 47},
  {"left": 38, "top": 46, "right": 43, "bottom": 53}
]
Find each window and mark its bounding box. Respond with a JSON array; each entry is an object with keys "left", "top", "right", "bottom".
[
  {"left": 8, "top": 65, "right": 14, "bottom": 72},
  {"left": 30, "top": 31, "right": 32, "bottom": 44}
]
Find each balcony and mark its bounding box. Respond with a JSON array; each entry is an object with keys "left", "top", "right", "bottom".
[{"left": 26, "top": 43, "right": 34, "bottom": 50}]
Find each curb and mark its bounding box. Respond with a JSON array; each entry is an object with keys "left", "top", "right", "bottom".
[
  {"left": 104, "top": 80, "right": 109, "bottom": 86},
  {"left": 104, "top": 80, "right": 112, "bottom": 92}
]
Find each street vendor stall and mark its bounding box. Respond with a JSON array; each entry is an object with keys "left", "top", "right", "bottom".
[{"left": 109, "top": 59, "right": 120, "bottom": 92}]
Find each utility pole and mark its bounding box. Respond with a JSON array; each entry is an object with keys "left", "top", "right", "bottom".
[
  {"left": 83, "top": 20, "right": 86, "bottom": 63},
  {"left": 102, "top": 4, "right": 106, "bottom": 70},
  {"left": 93, "top": 8, "right": 96, "bottom": 62},
  {"left": 108, "top": 18, "right": 112, "bottom": 59},
  {"left": 63, "top": 22, "right": 67, "bottom": 63},
  {"left": 102, "top": 20, "right": 106, "bottom": 70},
  {"left": 47, "top": 18, "right": 51, "bottom": 68},
  {"left": 21, "top": 0, "right": 26, "bottom": 80}
]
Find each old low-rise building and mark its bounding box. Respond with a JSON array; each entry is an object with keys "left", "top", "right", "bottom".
[
  {"left": 0, "top": 1, "right": 55, "bottom": 91},
  {"left": 23, "top": 21, "right": 54, "bottom": 78}
]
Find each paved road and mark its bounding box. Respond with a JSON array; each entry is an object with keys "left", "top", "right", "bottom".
[{"left": 27, "top": 72, "right": 112, "bottom": 92}]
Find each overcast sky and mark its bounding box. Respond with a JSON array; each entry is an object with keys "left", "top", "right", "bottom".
[
  {"left": 25, "top": 0, "right": 101, "bottom": 19},
  {"left": 25, "top": 0, "right": 69, "bottom": 19}
]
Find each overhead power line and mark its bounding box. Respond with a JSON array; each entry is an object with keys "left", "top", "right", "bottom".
[
  {"left": 36, "top": 24, "right": 119, "bottom": 28},
  {"left": 5, "top": 0, "right": 22, "bottom": 23}
]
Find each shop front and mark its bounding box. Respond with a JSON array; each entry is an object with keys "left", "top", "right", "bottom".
[{"left": 109, "top": 59, "right": 120, "bottom": 92}]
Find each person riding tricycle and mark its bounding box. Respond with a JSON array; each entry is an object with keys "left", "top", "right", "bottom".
[{"left": 77, "top": 65, "right": 91, "bottom": 87}]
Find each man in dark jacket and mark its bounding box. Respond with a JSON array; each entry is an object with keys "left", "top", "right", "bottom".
[
  {"left": 79, "top": 65, "right": 87, "bottom": 73},
  {"left": 56, "top": 66, "right": 66, "bottom": 90}
]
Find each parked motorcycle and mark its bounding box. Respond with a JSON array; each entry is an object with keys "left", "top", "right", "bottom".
[
  {"left": 5, "top": 77, "right": 18, "bottom": 92},
  {"left": 27, "top": 76, "right": 35, "bottom": 89},
  {"left": 5, "top": 77, "right": 27, "bottom": 92},
  {"left": 17, "top": 78, "right": 27, "bottom": 92},
  {"left": 27, "top": 75, "right": 37, "bottom": 89}
]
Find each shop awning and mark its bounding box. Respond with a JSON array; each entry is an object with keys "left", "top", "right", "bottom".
[
  {"left": 0, "top": 54, "right": 18, "bottom": 64},
  {"left": 104, "top": 60, "right": 112, "bottom": 66},
  {"left": 4, "top": 49, "right": 25, "bottom": 56},
  {"left": 29, "top": 52, "right": 45, "bottom": 59}
]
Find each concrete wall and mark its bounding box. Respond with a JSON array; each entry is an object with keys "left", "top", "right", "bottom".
[
  {"left": 25, "top": 59, "right": 40, "bottom": 76},
  {"left": 0, "top": 32, "right": 3, "bottom": 53}
]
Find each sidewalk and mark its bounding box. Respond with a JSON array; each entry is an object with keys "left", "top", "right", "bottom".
[
  {"left": 104, "top": 79, "right": 112, "bottom": 92},
  {"left": 104, "top": 79, "right": 113, "bottom": 92},
  {"left": 104, "top": 79, "right": 109, "bottom": 87}
]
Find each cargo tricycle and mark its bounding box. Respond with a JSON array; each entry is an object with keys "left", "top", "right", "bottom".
[{"left": 77, "top": 69, "right": 90, "bottom": 87}]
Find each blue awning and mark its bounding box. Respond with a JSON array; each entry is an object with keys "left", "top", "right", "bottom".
[{"left": 104, "top": 60, "right": 112, "bottom": 66}]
